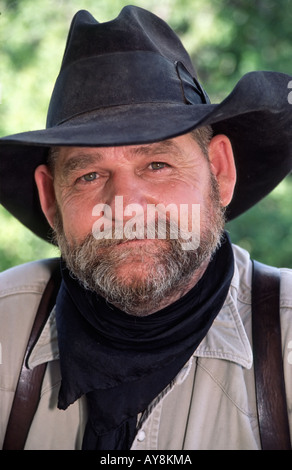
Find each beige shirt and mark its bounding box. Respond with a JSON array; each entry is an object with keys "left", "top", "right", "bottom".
[{"left": 1, "top": 245, "right": 292, "bottom": 450}]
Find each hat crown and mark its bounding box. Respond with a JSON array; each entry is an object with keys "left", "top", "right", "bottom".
[
  {"left": 46, "top": 6, "right": 207, "bottom": 128},
  {"left": 61, "top": 6, "right": 196, "bottom": 77}
]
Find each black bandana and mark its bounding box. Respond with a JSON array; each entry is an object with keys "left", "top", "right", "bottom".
[{"left": 55, "top": 233, "right": 234, "bottom": 450}]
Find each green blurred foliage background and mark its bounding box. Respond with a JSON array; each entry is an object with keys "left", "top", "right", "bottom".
[{"left": 0, "top": 0, "right": 291, "bottom": 271}]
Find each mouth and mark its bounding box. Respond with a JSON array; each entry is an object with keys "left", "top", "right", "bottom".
[
  {"left": 112, "top": 237, "right": 166, "bottom": 250},
  {"left": 96, "top": 237, "right": 171, "bottom": 258},
  {"left": 119, "top": 237, "right": 156, "bottom": 244}
]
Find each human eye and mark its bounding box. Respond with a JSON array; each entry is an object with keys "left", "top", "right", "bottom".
[
  {"left": 148, "top": 162, "right": 169, "bottom": 171},
  {"left": 79, "top": 171, "right": 99, "bottom": 183}
]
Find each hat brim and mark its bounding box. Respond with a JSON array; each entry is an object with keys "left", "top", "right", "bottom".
[{"left": 0, "top": 71, "right": 291, "bottom": 242}]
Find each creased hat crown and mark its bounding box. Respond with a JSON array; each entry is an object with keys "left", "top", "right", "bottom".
[
  {"left": 46, "top": 6, "right": 206, "bottom": 128},
  {"left": 61, "top": 7, "right": 196, "bottom": 75}
]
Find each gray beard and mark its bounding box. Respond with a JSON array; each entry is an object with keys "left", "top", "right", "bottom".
[{"left": 53, "top": 178, "right": 225, "bottom": 316}]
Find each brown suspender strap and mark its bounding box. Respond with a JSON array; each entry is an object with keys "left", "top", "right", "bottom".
[
  {"left": 252, "top": 260, "right": 291, "bottom": 450},
  {"left": 3, "top": 266, "right": 61, "bottom": 450}
]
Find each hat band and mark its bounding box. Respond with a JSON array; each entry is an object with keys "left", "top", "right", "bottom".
[{"left": 46, "top": 51, "right": 207, "bottom": 128}]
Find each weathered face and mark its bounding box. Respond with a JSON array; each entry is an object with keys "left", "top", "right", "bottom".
[{"left": 35, "top": 132, "right": 236, "bottom": 315}]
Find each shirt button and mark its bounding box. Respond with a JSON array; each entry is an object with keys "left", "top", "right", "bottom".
[{"left": 137, "top": 430, "right": 146, "bottom": 442}]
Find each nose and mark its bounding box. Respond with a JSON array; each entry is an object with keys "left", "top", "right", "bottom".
[{"left": 105, "top": 170, "right": 149, "bottom": 222}]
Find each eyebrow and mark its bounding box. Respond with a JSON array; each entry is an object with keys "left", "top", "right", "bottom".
[
  {"left": 132, "top": 140, "right": 186, "bottom": 161},
  {"left": 59, "top": 152, "right": 108, "bottom": 181}
]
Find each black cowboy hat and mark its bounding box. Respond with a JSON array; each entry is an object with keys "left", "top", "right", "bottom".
[{"left": 0, "top": 6, "right": 291, "bottom": 242}]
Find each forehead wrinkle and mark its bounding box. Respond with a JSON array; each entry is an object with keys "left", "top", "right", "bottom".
[{"left": 132, "top": 140, "right": 186, "bottom": 161}]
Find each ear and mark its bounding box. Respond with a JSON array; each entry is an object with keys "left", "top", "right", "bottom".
[
  {"left": 208, "top": 134, "right": 237, "bottom": 207},
  {"left": 34, "top": 165, "right": 57, "bottom": 228}
]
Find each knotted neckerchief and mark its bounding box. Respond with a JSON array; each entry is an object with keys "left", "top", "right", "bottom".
[{"left": 55, "top": 233, "right": 234, "bottom": 449}]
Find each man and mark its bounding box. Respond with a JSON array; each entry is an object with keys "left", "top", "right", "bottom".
[{"left": 0, "top": 6, "right": 291, "bottom": 450}]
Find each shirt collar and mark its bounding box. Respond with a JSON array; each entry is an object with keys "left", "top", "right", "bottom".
[
  {"left": 194, "top": 288, "right": 253, "bottom": 369},
  {"left": 27, "top": 306, "right": 59, "bottom": 369},
  {"left": 194, "top": 253, "right": 253, "bottom": 369}
]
